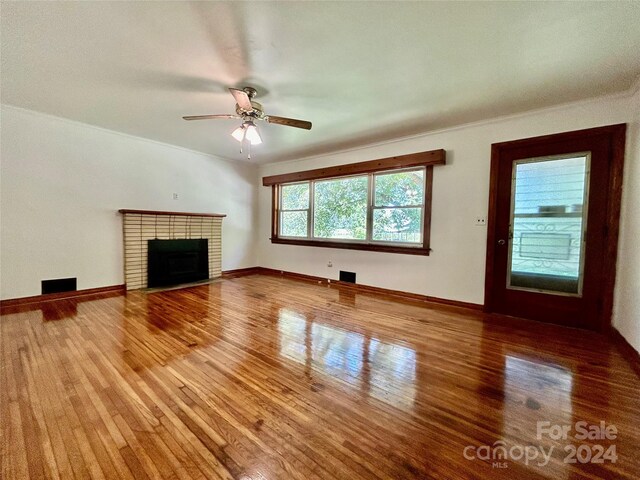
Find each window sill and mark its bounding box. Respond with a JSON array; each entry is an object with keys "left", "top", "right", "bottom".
[{"left": 270, "top": 237, "right": 431, "bottom": 256}]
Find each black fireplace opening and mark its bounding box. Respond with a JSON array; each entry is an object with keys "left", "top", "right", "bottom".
[{"left": 147, "top": 239, "right": 209, "bottom": 288}]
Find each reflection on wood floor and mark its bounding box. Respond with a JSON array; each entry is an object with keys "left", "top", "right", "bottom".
[{"left": 1, "top": 274, "right": 639, "bottom": 479}]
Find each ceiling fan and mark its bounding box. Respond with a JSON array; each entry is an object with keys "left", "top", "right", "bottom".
[{"left": 183, "top": 87, "right": 312, "bottom": 159}]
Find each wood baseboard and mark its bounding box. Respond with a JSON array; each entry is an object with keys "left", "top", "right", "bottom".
[
  {"left": 256, "top": 267, "right": 483, "bottom": 311},
  {"left": 0, "top": 284, "right": 126, "bottom": 309},
  {"left": 256, "top": 267, "right": 330, "bottom": 284},
  {"left": 0, "top": 267, "right": 478, "bottom": 313},
  {"left": 221, "top": 267, "right": 264, "bottom": 278},
  {"left": 610, "top": 327, "right": 640, "bottom": 378}
]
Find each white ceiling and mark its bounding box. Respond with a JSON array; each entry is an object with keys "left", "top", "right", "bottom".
[{"left": 2, "top": 1, "right": 640, "bottom": 164}]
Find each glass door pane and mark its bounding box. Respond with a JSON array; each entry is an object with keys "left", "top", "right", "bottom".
[{"left": 507, "top": 153, "right": 590, "bottom": 296}]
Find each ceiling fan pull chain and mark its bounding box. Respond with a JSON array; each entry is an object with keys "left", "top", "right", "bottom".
[{"left": 240, "top": 125, "right": 247, "bottom": 155}]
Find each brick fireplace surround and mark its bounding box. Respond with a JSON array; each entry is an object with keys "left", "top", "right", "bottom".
[{"left": 119, "top": 209, "right": 225, "bottom": 290}]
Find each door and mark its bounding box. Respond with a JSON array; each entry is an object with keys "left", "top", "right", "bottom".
[{"left": 485, "top": 124, "right": 626, "bottom": 331}]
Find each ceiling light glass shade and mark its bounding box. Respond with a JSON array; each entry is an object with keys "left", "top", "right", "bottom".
[
  {"left": 231, "top": 121, "right": 262, "bottom": 145},
  {"left": 231, "top": 125, "right": 246, "bottom": 142},
  {"left": 244, "top": 122, "right": 262, "bottom": 145}
]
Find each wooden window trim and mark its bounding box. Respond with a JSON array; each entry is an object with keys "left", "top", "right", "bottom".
[
  {"left": 262, "top": 149, "right": 445, "bottom": 186},
  {"left": 265, "top": 150, "right": 445, "bottom": 256}
]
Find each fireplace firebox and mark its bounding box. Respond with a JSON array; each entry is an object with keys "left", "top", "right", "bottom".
[{"left": 147, "top": 239, "right": 209, "bottom": 288}]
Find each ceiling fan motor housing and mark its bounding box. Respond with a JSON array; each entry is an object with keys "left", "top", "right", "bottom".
[
  {"left": 242, "top": 87, "right": 258, "bottom": 98},
  {"left": 236, "top": 100, "right": 265, "bottom": 119}
]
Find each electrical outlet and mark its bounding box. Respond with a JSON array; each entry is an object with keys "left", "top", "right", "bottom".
[
  {"left": 475, "top": 216, "right": 486, "bottom": 226},
  {"left": 327, "top": 261, "right": 333, "bottom": 267},
  {"left": 173, "top": 193, "right": 179, "bottom": 200}
]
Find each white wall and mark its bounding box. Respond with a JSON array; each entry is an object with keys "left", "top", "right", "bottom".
[
  {"left": 257, "top": 89, "right": 640, "bottom": 350},
  {"left": 613, "top": 86, "right": 640, "bottom": 352},
  {"left": 0, "top": 105, "right": 258, "bottom": 300}
]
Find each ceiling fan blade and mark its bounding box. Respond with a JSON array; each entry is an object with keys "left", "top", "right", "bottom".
[
  {"left": 229, "top": 88, "right": 253, "bottom": 111},
  {"left": 182, "top": 114, "right": 240, "bottom": 121},
  {"left": 266, "top": 116, "right": 312, "bottom": 130}
]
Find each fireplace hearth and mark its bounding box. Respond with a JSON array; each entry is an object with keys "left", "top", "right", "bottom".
[{"left": 147, "top": 239, "right": 209, "bottom": 288}]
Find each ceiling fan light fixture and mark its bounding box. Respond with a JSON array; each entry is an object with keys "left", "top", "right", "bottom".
[
  {"left": 231, "top": 121, "right": 262, "bottom": 145},
  {"left": 231, "top": 125, "right": 246, "bottom": 142},
  {"left": 244, "top": 122, "right": 262, "bottom": 145}
]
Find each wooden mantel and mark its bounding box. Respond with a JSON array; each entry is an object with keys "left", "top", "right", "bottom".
[{"left": 119, "top": 209, "right": 226, "bottom": 218}]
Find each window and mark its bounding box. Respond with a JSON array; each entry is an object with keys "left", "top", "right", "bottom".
[
  {"left": 373, "top": 169, "right": 424, "bottom": 243},
  {"left": 314, "top": 176, "right": 368, "bottom": 240},
  {"left": 264, "top": 149, "right": 445, "bottom": 255},
  {"left": 279, "top": 169, "right": 424, "bottom": 244},
  {"left": 280, "top": 182, "right": 310, "bottom": 237}
]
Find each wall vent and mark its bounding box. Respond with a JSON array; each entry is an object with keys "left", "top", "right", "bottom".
[
  {"left": 339, "top": 271, "right": 356, "bottom": 283},
  {"left": 42, "top": 278, "right": 77, "bottom": 295}
]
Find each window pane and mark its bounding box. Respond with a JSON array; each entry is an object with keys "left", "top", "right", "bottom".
[
  {"left": 373, "top": 207, "right": 422, "bottom": 243},
  {"left": 281, "top": 183, "right": 309, "bottom": 210},
  {"left": 374, "top": 170, "right": 424, "bottom": 207},
  {"left": 508, "top": 154, "right": 589, "bottom": 295},
  {"left": 280, "top": 211, "right": 308, "bottom": 237},
  {"left": 313, "top": 176, "right": 367, "bottom": 240}
]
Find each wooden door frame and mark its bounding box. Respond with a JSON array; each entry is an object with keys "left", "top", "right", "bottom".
[{"left": 484, "top": 124, "right": 626, "bottom": 332}]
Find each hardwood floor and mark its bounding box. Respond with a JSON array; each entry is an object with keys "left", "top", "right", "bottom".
[{"left": 1, "top": 274, "right": 639, "bottom": 479}]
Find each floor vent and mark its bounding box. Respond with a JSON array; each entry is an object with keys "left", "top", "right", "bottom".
[
  {"left": 42, "top": 277, "right": 77, "bottom": 294},
  {"left": 339, "top": 271, "right": 356, "bottom": 283}
]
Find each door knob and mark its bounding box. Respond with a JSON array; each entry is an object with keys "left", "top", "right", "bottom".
[{"left": 497, "top": 239, "right": 506, "bottom": 246}]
